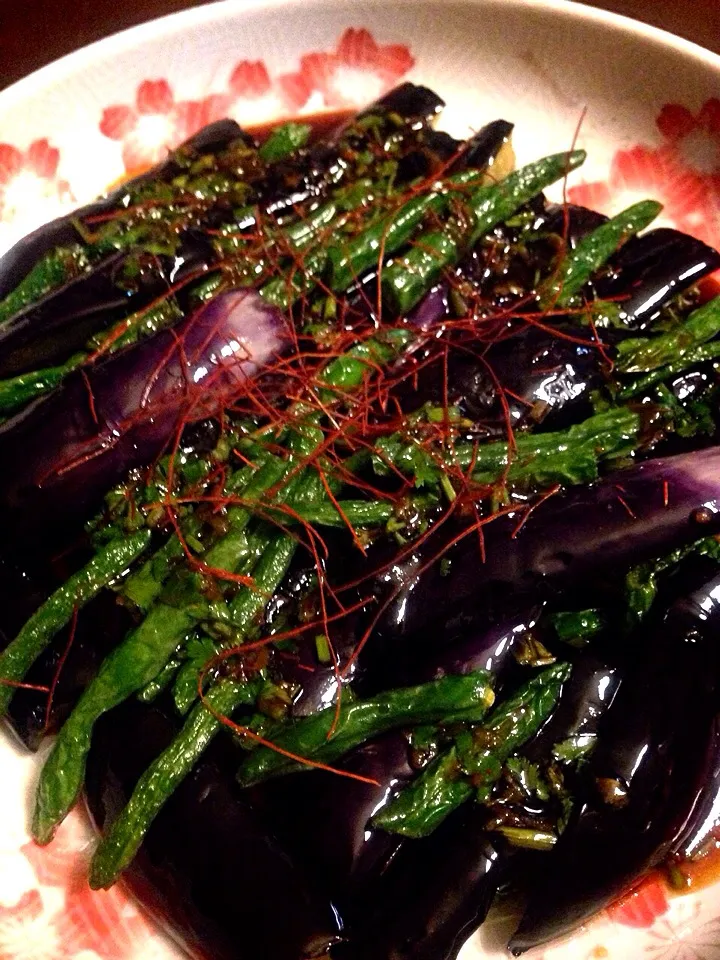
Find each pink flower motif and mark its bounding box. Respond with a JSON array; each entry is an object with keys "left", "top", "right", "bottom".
[
  {"left": 99, "top": 79, "right": 229, "bottom": 173},
  {"left": 223, "top": 59, "right": 311, "bottom": 128},
  {"left": 568, "top": 142, "right": 720, "bottom": 252},
  {"left": 297, "top": 27, "right": 415, "bottom": 108},
  {"left": 57, "top": 883, "right": 157, "bottom": 960},
  {"left": 0, "top": 889, "right": 66, "bottom": 959},
  {"left": 16, "top": 809, "right": 174, "bottom": 960},
  {"left": 656, "top": 97, "right": 720, "bottom": 179},
  {"left": 606, "top": 875, "right": 669, "bottom": 929},
  {"left": 0, "top": 138, "right": 72, "bottom": 228},
  {"left": 97, "top": 28, "right": 416, "bottom": 172}
]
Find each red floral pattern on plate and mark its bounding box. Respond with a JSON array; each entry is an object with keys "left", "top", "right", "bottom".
[
  {"left": 607, "top": 876, "right": 670, "bottom": 929},
  {"left": 569, "top": 97, "right": 720, "bottom": 253},
  {"left": 0, "top": 138, "right": 73, "bottom": 229},
  {"left": 296, "top": 27, "right": 415, "bottom": 108},
  {"left": 99, "top": 79, "right": 233, "bottom": 173},
  {"left": 0, "top": 810, "right": 174, "bottom": 960},
  {"left": 96, "top": 27, "right": 414, "bottom": 173}
]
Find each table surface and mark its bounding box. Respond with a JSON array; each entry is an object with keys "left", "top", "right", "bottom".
[{"left": 1, "top": 0, "right": 719, "bottom": 92}]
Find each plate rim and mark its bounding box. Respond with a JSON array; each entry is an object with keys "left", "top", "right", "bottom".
[{"left": 1, "top": 0, "right": 720, "bottom": 117}]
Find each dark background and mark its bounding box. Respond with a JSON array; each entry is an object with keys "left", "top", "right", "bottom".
[{"left": 1, "top": 0, "right": 719, "bottom": 91}]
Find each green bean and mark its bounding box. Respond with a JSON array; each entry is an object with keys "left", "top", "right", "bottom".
[
  {"left": 618, "top": 337, "right": 720, "bottom": 398},
  {"left": 121, "top": 453, "right": 283, "bottom": 612},
  {"left": 496, "top": 827, "right": 557, "bottom": 851},
  {"left": 374, "top": 747, "right": 473, "bottom": 838},
  {"left": 89, "top": 296, "right": 184, "bottom": 355},
  {"left": 137, "top": 656, "right": 182, "bottom": 703},
  {"left": 373, "top": 663, "right": 571, "bottom": 837},
  {"left": 382, "top": 150, "right": 587, "bottom": 314},
  {"left": 457, "top": 662, "right": 571, "bottom": 800},
  {"left": 0, "top": 531, "right": 151, "bottom": 719},
  {"left": 236, "top": 671, "right": 495, "bottom": 787},
  {"left": 120, "top": 535, "right": 188, "bottom": 613},
  {"left": 617, "top": 295, "right": 720, "bottom": 374},
  {"left": 540, "top": 200, "right": 662, "bottom": 307},
  {"left": 464, "top": 406, "right": 646, "bottom": 488}
]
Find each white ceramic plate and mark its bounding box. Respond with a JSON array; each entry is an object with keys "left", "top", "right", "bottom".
[{"left": 1, "top": 2, "right": 720, "bottom": 958}]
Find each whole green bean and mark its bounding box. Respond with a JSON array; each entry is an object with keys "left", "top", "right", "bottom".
[
  {"left": 373, "top": 663, "right": 570, "bottom": 837},
  {"left": 617, "top": 295, "right": 720, "bottom": 374},
  {"left": 382, "top": 150, "right": 587, "bottom": 314},
  {"left": 288, "top": 499, "right": 394, "bottom": 528},
  {"left": 374, "top": 747, "right": 473, "bottom": 839},
  {"left": 540, "top": 200, "right": 662, "bottom": 307},
  {"left": 0, "top": 531, "right": 151, "bottom": 719},
  {"left": 236, "top": 671, "right": 495, "bottom": 787}
]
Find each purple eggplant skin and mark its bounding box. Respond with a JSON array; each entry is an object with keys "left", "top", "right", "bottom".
[
  {"left": 260, "top": 83, "right": 446, "bottom": 217},
  {"left": 6, "top": 591, "right": 136, "bottom": 751},
  {"left": 542, "top": 203, "right": 609, "bottom": 244},
  {"left": 509, "top": 566, "right": 720, "bottom": 954},
  {"left": 252, "top": 732, "right": 413, "bottom": 898},
  {"left": 372, "top": 446, "right": 720, "bottom": 647},
  {"left": 665, "top": 555, "right": 720, "bottom": 862},
  {"left": 396, "top": 119, "right": 514, "bottom": 186},
  {"left": 390, "top": 323, "right": 604, "bottom": 436},
  {"left": 371, "top": 82, "right": 445, "bottom": 122},
  {"left": 256, "top": 606, "right": 537, "bottom": 917},
  {"left": 85, "top": 696, "right": 342, "bottom": 960},
  {"left": 333, "top": 810, "right": 508, "bottom": 960},
  {"left": 460, "top": 120, "right": 514, "bottom": 172},
  {"left": 674, "top": 716, "right": 720, "bottom": 861},
  {"left": 453, "top": 325, "right": 603, "bottom": 431},
  {"left": 595, "top": 228, "right": 720, "bottom": 329},
  {"left": 0, "top": 120, "right": 248, "bottom": 302},
  {"left": 0, "top": 231, "right": 217, "bottom": 378},
  {"left": 0, "top": 288, "right": 290, "bottom": 543},
  {"left": 287, "top": 577, "right": 542, "bottom": 715}
]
